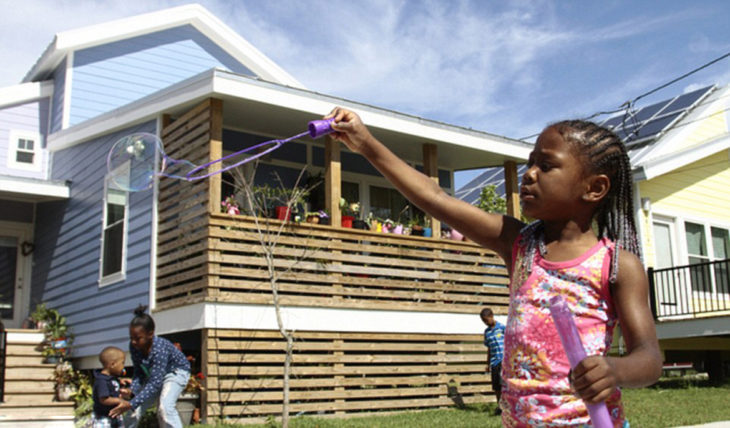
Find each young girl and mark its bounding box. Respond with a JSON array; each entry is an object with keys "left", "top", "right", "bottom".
[
  {"left": 109, "top": 306, "right": 191, "bottom": 428},
  {"left": 327, "top": 108, "right": 662, "bottom": 427}
]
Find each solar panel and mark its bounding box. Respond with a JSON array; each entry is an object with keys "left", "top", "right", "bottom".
[{"left": 598, "top": 85, "right": 714, "bottom": 145}]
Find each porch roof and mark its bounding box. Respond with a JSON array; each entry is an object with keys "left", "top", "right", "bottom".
[
  {"left": 48, "top": 68, "right": 531, "bottom": 170},
  {"left": 0, "top": 175, "right": 70, "bottom": 201}
]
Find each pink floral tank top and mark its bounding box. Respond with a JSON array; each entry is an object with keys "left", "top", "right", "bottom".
[{"left": 501, "top": 229, "right": 626, "bottom": 427}]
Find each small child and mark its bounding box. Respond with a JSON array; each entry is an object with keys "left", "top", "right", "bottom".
[
  {"left": 327, "top": 108, "right": 662, "bottom": 427},
  {"left": 480, "top": 308, "right": 505, "bottom": 412},
  {"left": 92, "top": 346, "right": 128, "bottom": 428}
]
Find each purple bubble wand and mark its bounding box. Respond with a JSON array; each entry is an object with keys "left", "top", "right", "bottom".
[
  {"left": 549, "top": 295, "right": 613, "bottom": 428},
  {"left": 107, "top": 118, "right": 336, "bottom": 192},
  {"left": 185, "top": 117, "right": 335, "bottom": 180}
]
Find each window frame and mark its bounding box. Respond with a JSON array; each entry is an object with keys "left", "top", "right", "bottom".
[
  {"left": 7, "top": 130, "right": 42, "bottom": 172},
  {"left": 99, "top": 164, "right": 129, "bottom": 287}
]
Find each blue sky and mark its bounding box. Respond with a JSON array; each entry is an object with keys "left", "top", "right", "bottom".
[{"left": 2, "top": 0, "right": 729, "bottom": 188}]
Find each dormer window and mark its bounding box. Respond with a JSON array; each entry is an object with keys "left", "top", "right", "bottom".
[{"left": 7, "top": 130, "right": 42, "bottom": 171}]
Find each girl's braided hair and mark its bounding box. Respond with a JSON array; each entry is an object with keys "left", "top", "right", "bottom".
[{"left": 521, "top": 120, "right": 641, "bottom": 283}]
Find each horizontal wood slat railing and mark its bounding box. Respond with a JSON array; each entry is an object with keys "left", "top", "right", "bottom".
[
  {"left": 156, "top": 213, "right": 510, "bottom": 313},
  {"left": 204, "top": 329, "right": 493, "bottom": 422}
]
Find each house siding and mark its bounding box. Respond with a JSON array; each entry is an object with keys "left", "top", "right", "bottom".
[
  {"left": 32, "top": 121, "right": 156, "bottom": 358},
  {"left": 640, "top": 151, "right": 730, "bottom": 266},
  {"left": 70, "top": 25, "right": 253, "bottom": 126},
  {"left": 0, "top": 97, "right": 50, "bottom": 179}
]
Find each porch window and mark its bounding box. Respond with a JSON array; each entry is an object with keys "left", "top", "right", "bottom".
[
  {"left": 711, "top": 227, "right": 730, "bottom": 294},
  {"left": 100, "top": 174, "right": 128, "bottom": 285},
  {"left": 369, "top": 185, "right": 408, "bottom": 221},
  {"left": 7, "top": 130, "right": 42, "bottom": 171},
  {"left": 685, "top": 222, "right": 709, "bottom": 293},
  {"left": 684, "top": 222, "right": 730, "bottom": 295}
]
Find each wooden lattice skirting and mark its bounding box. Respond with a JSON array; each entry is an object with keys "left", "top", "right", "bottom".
[{"left": 204, "top": 328, "right": 495, "bottom": 423}]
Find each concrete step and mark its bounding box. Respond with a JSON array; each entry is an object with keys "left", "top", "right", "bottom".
[
  {"left": 3, "top": 379, "right": 56, "bottom": 394},
  {"left": 0, "top": 403, "right": 74, "bottom": 418},
  {"left": 5, "top": 355, "right": 54, "bottom": 367},
  {"left": 0, "top": 420, "right": 74, "bottom": 428},
  {"left": 2, "top": 392, "right": 57, "bottom": 404},
  {"left": 5, "top": 366, "right": 55, "bottom": 380},
  {"left": 5, "top": 344, "right": 44, "bottom": 357}
]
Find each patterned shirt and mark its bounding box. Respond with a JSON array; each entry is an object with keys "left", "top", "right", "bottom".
[
  {"left": 129, "top": 336, "right": 190, "bottom": 409},
  {"left": 501, "top": 227, "right": 626, "bottom": 427},
  {"left": 484, "top": 321, "right": 505, "bottom": 367}
]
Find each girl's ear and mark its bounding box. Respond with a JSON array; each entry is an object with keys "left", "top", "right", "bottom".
[{"left": 582, "top": 174, "right": 610, "bottom": 203}]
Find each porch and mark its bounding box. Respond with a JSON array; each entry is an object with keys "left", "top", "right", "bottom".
[
  {"left": 154, "top": 97, "right": 518, "bottom": 422},
  {"left": 648, "top": 258, "right": 730, "bottom": 320}
]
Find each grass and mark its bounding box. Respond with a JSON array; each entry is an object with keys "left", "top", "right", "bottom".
[{"left": 189, "top": 377, "right": 730, "bottom": 428}]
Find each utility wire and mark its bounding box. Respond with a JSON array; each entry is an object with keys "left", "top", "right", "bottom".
[{"left": 519, "top": 50, "right": 730, "bottom": 141}]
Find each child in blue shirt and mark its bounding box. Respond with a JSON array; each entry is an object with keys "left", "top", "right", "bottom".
[
  {"left": 92, "top": 346, "right": 129, "bottom": 428},
  {"left": 481, "top": 307, "right": 505, "bottom": 412},
  {"left": 109, "top": 306, "right": 191, "bottom": 428}
]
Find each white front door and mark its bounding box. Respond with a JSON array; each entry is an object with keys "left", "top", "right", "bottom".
[{"left": 0, "top": 223, "right": 32, "bottom": 328}]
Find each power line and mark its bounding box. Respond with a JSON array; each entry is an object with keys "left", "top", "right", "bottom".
[{"left": 519, "top": 50, "right": 730, "bottom": 141}]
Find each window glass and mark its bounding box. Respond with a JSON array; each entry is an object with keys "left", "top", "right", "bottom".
[
  {"left": 685, "top": 222, "right": 709, "bottom": 293},
  {"left": 685, "top": 222, "right": 707, "bottom": 259},
  {"left": 711, "top": 227, "right": 729, "bottom": 259},
  {"left": 369, "top": 185, "right": 410, "bottom": 221},
  {"left": 101, "top": 185, "right": 127, "bottom": 280},
  {"left": 16, "top": 138, "right": 35, "bottom": 164}
]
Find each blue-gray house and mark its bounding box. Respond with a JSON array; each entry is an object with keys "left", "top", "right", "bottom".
[{"left": 0, "top": 4, "right": 531, "bottom": 424}]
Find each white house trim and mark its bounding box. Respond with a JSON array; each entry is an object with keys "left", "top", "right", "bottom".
[
  {"left": 153, "top": 302, "right": 506, "bottom": 336},
  {"left": 634, "top": 132, "right": 730, "bottom": 181},
  {"left": 61, "top": 52, "right": 73, "bottom": 130},
  {"left": 48, "top": 69, "right": 530, "bottom": 167},
  {"left": 656, "top": 316, "right": 730, "bottom": 339},
  {"left": 0, "top": 176, "right": 69, "bottom": 199},
  {"left": 22, "top": 4, "right": 302, "bottom": 89},
  {"left": 0, "top": 80, "right": 53, "bottom": 108}
]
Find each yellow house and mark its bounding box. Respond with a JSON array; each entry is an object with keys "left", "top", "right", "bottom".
[{"left": 607, "top": 84, "right": 730, "bottom": 382}]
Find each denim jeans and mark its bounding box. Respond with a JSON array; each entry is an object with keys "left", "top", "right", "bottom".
[{"left": 124, "top": 368, "right": 190, "bottom": 428}]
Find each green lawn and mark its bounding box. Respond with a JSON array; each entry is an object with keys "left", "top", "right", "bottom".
[{"left": 191, "top": 377, "right": 730, "bottom": 428}]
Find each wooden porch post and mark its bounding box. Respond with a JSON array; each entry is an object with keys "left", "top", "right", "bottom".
[
  {"left": 325, "top": 139, "right": 341, "bottom": 227},
  {"left": 423, "top": 143, "right": 441, "bottom": 238},
  {"left": 208, "top": 98, "right": 223, "bottom": 214},
  {"left": 504, "top": 160, "right": 521, "bottom": 219}
]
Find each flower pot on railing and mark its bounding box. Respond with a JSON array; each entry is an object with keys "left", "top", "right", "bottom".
[
  {"left": 276, "top": 206, "right": 291, "bottom": 221},
  {"left": 392, "top": 224, "right": 404, "bottom": 234},
  {"left": 341, "top": 215, "right": 354, "bottom": 228},
  {"left": 450, "top": 229, "right": 464, "bottom": 241},
  {"left": 423, "top": 227, "right": 432, "bottom": 238}
]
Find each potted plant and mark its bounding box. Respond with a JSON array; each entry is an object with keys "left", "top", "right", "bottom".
[
  {"left": 340, "top": 198, "right": 360, "bottom": 228},
  {"left": 173, "top": 343, "right": 205, "bottom": 426},
  {"left": 220, "top": 195, "right": 240, "bottom": 215},
  {"left": 305, "top": 210, "right": 328, "bottom": 224},
  {"left": 409, "top": 216, "right": 425, "bottom": 236},
  {"left": 32, "top": 304, "right": 74, "bottom": 363},
  {"left": 30, "top": 303, "right": 52, "bottom": 330},
  {"left": 53, "top": 361, "right": 77, "bottom": 401}
]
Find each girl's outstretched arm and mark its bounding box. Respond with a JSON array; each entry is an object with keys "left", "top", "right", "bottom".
[
  {"left": 328, "top": 107, "right": 524, "bottom": 263},
  {"left": 571, "top": 250, "right": 662, "bottom": 404}
]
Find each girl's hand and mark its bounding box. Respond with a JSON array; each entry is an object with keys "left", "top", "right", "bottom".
[
  {"left": 109, "top": 399, "right": 132, "bottom": 418},
  {"left": 326, "top": 107, "right": 373, "bottom": 153},
  {"left": 120, "top": 387, "right": 132, "bottom": 399},
  {"left": 570, "top": 355, "right": 618, "bottom": 404}
]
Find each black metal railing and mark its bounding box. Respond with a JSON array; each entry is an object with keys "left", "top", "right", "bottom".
[
  {"left": 648, "top": 258, "right": 730, "bottom": 319},
  {"left": 0, "top": 321, "right": 6, "bottom": 402}
]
